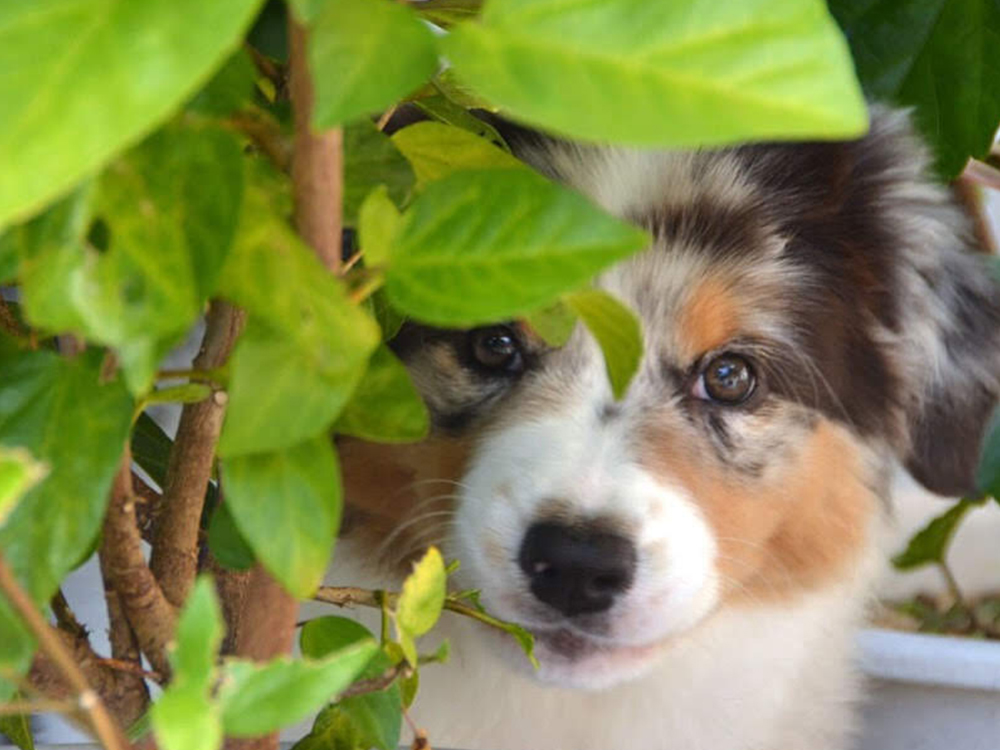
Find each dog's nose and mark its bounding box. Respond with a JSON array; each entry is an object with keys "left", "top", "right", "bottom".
[{"left": 518, "top": 521, "right": 637, "bottom": 617}]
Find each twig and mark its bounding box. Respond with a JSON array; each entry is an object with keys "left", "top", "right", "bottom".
[
  {"left": 953, "top": 177, "right": 998, "bottom": 254},
  {"left": 244, "top": 43, "right": 284, "bottom": 91},
  {"left": 131, "top": 473, "right": 164, "bottom": 545},
  {"left": 51, "top": 590, "right": 88, "bottom": 640},
  {"left": 101, "top": 453, "right": 176, "bottom": 679},
  {"left": 0, "top": 698, "right": 78, "bottom": 716},
  {"left": 337, "top": 662, "right": 410, "bottom": 700},
  {"left": 95, "top": 658, "right": 164, "bottom": 685},
  {"left": 289, "top": 18, "right": 343, "bottom": 273},
  {"left": 0, "top": 296, "right": 23, "bottom": 338},
  {"left": 151, "top": 301, "right": 243, "bottom": 609},
  {"left": 961, "top": 158, "right": 1000, "bottom": 192},
  {"left": 227, "top": 113, "right": 292, "bottom": 173},
  {"left": 376, "top": 105, "right": 398, "bottom": 131},
  {"left": 0, "top": 554, "right": 129, "bottom": 750}
]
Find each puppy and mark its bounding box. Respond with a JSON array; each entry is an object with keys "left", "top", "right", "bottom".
[{"left": 334, "top": 107, "right": 1000, "bottom": 750}]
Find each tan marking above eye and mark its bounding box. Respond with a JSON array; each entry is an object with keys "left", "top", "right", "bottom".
[
  {"left": 675, "top": 277, "right": 743, "bottom": 361},
  {"left": 640, "top": 418, "right": 875, "bottom": 603}
]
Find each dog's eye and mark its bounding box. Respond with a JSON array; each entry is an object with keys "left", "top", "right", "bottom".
[
  {"left": 469, "top": 326, "right": 524, "bottom": 373},
  {"left": 696, "top": 354, "right": 755, "bottom": 404}
]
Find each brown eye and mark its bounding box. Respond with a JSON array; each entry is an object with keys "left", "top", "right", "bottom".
[
  {"left": 699, "top": 354, "right": 755, "bottom": 404},
  {"left": 470, "top": 326, "right": 523, "bottom": 372}
]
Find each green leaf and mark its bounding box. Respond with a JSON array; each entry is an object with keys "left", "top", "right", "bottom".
[
  {"left": 142, "top": 383, "right": 213, "bottom": 408},
  {"left": 385, "top": 168, "right": 649, "bottom": 326},
  {"left": 975, "top": 402, "right": 1000, "bottom": 498},
  {"left": 892, "top": 499, "right": 983, "bottom": 570},
  {"left": 219, "top": 640, "right": 379, "bottom": 736},
  {"left": 0, "top": 700, "right": 34, "bottom": 750},
  {"left": 524, "top": 302, "right": 578, "bottom": 347},
  {"left": 564, "top": 290, "right": 644, "bottom": 400},
  {"left": 307, "top": 0, "right": 438, "bottom": 128},
  {"left": 0, "top": 349, "right": 133, "bottom": 688},
  {"left": 222, "top": 437, "right": 342, "bottom": 597},
  {"left": 152, "top": 578, "right": 224, "bottom": 750},
  {"left": 358, "top": 186, "right": 402, "bottom": 268},
  {"left": 207, "top": 503, "right": 256, "bottom": 571},
  {"left": 830, "top": 0, "right": 1000, "bottom": 178},
  {"left": 0, "top": 0, "right": 265, "bottom": 229},
  {"left": 291, "top": 706, "right": 360, "bottom": 750},
  {"left": 368, "top": 291, "right": 407, "bottom": 341},
  {"left": 19, "top": 126, "right": 246, "bottom": 393},
  {"left": 391, "top": 122, "right": 524, "bottom": 188},
  {"left": 218, "top": 166, "right": 380, "bottom": 456},
  {"left": 301, "top": 617, "right": 376, "bottom": 659},
  {"left": 441, "top": 0, "right": 867, "bottom": 147},
  {"left": 0, "top": 447, "right": 47, "bottom": 528},
  {"left": 336, "top": 345, "right": 429, "bottom": 444},
  {"left": 344, "top": 121, "right": 415, "bottom": 226},
  {"left": 187, "top": 48, "right": 258, "bottom": 117},
  {"left": 333, "top": 685, "right": 403, "bottom": 750},
  {"left": 397, "top": 547, "right": 446, "bottom": 639}
]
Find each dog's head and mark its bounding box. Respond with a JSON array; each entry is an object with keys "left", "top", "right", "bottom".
[{"left": 341, "top": 108, "right": 1000, "bottom": 688}]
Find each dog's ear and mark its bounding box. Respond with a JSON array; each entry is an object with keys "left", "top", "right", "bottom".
[
  {"left": 740, "top": 108, "right": 1000, "bottom": 498},
  {"left": 899, "top": 249, "right": 1000, "bottom": 497}
]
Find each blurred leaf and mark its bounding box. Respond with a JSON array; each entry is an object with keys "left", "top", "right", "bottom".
[
  {"left": 222, "top": 437, "right": 342, "bottom": 597},
  {"left": 301, "top": 617, "right": 376, "bottom": 659},
  {"left": 442, "top": 0, "right": 866, "bottom": 147},
  {"left": 218, "top": 166, "right": 380, "bottom": 456},
  {"left": 0, "top": 0, "right": 265, "bottom": 229},
  {"left": 524, "top": 302, "right": 578, "bottom": 347},
  {"left": 152, "top": 578, "right": 224, "bottom": 750},
  {"left": 0, "top": 701, "right": 34, "bottom": 750},
  {"left": 333, "top": 685, "right": 402, "bottom": 750},
  {"left": 413, "top": 0, "right": 484, "bottom": 27},
  {"left": 369, "top": 291, "right": 406, "bottom": 340},
  {"left": 0, "top": 349, "right": 132, "bottom": 691},
  {"left": 830, "top": 0, "right": 1000, "bottom": 177},
  {"left": 344, "top": 121, "right": 415, "bottom": 226},
  {"left": 207, "top": 503, "right": 256, "bottom": 571},
  {"left": 358, "top": 185, "right": 402, "bottom": 268},
  {"left": 399, "top": 668, "right": 419, "bottom": 709},
  {"left": 892, "top": 498, "right": 983, "bottom": 570},
  {"left": 142, "top": 383, "right": 213, "bottom": 407},
  {"left": 565, "top": 289, "right": 644, "bottom": 400},
  {"left": 397, "top": 547, "right": 446, "bottom": 639},
  {"left": 974, "top": 402, "right": 1000, "bottom": 498},
  {"left": 391, "top": 122, "right": 524, "bottom": 188},
  {"left": 187, "top": 48, "right": 258, "bottom": 117},
  {"left": 307, "top": 0, "right": 438, "bottom": 128},
  {"left": 336, "top": 345, "right": 429, "bottom": 443},
  {"left": 219, "top": 640, "right": 379, "bottom": 736},
  {"left": 19, "top": 126, "right": 245, "bottom": 393},
  {"left": 386, "top": 169, "right": 648, "bottom": 326},
  {"left": 0, "top": 447, "right": 47, "bottom": 528}
]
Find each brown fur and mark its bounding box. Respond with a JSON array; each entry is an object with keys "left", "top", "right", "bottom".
[
  {"left": 641, "top": 419, "right": 875, "bottom": 602},
  {"left": 675, "top": 276, "right": 743, "bottom": 360}
]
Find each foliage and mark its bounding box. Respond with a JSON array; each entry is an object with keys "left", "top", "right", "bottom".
[{"left": 0, "top": 0, "right": 997, "bottom": 748}]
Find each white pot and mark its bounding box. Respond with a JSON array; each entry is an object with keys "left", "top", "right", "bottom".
[{"left": 856, "top": 628, "right": 1000, "bottom": 750}]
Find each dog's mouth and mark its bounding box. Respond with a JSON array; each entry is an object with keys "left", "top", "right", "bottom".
[{"left": 530, "top": 626, "right": 662, "bottom": 663}]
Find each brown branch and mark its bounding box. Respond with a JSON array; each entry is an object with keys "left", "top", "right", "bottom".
[
  {"left": 0, "top": 554, "right": 129, "bottom": 750},
  {"left": 0, "top": 698, "right": 78, "bottom": 716},
  {"left": 101, "top": 454, "right": 176, "bottom": 679},
  {"left": 227, "top": 113, "right": 292, "bottom": 173},
  {"left": 0, "top": 296, "right": 23, "bottom": 338},
  {"left": 151, "top": 301, "right": 243, "bottom": 609},
  {"left": 95, "top": 658, "right": 163, "bottom": 685},
  {"left": 244, "top": 43, "right": 284, "bottom": 93},
  {"left": 51, "top": 590, "right": 88, "bottom": 640},
  {"left": 131, "top": 473, "right": 164, "bottom": 545},
  {"left": 289, "top": 18, "right": 343, "bottom": 273},
  {"left": 337, "top": 662, "right": 410, "bottom": 700}
]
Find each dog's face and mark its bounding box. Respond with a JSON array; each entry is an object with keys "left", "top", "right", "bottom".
[{"left": 341, "top": 109, "right": 1000, "bottom": 689}]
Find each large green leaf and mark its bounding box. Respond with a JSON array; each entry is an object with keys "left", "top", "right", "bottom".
[
  {"left": 357, "top": 185, "right": 402, "bottom": 268},
  {"left": 892, "top": 498, "right": 983, "bottom": 570},
  {"left": 218, "top": 166, "right": 380, "bottom": 457},
  {"left": 0, "top": 348, "right": 133, "bottom": 691},
  {"left": 219, "top": 641, "right": 379, "bottom": 736},
  {"left": 344, "top": 121, "right": 415, "bottom": 226},
  {"left": 0, "top": 446, "right": 47, "bottom": 528},
  {"left": 385, "top": 168, "right": 649, "bottom": 326},
  {"left": 336, "top": 345, "right": 429, "bottom": 444},
  {"left": 152, "top": 578, "right": 224, "bottom": 750},
  {"left": 565, "top": 289, "right": 644, "bottom": 400},
  {"left": 19, "top": 126, "right": 246, "bottom": 393},
  {"left": 0, "top": 0, "right": 264, "bottom": 229},
  {"left": 301, "top": 617, "right": 375, "bottom": 659},
  {"left": 830, "top": 0, "right": 1000, "bottom": 178},
  {"left": 222, "top": 437, "right": 342, "bottom": 597},
  {"left": 390, "top": 122, "right": 524, "bottom": 188},
  {"left": 442, "top": 0, "right": 867, "bottom": 147},
  {"left": 307, "top": 0, "right": 439, "bottom": 128}
]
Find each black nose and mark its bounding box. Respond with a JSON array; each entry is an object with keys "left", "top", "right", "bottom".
[{"left": 517, "top": 521, "right": 637, "bottom": 617}]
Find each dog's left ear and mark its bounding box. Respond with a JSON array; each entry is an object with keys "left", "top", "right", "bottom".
[{"left": 899, "top": 247, "right": 1000, "bottom": 497}]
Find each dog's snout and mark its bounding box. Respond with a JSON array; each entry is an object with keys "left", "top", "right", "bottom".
[{"left": 518, "top": 521, "right": 637, "bottom": 617}]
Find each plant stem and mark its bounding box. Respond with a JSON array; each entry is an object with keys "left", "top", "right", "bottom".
[
  {"left": 0, "top": 699, "right": 78, "bottom": 716},
  {"left": 938, "top": 560, "right": 966, "bottom": 607},
  {"left": 0, "top": 555, "right": 130, "bottom": 750}
]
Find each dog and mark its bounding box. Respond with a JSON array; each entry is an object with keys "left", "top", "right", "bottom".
[{"left": 332, "top": 106, "right": 1000, "bottom": 750}]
